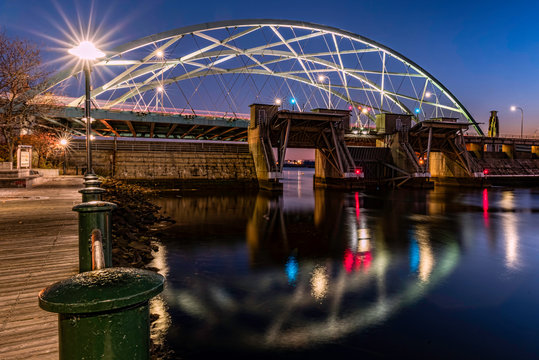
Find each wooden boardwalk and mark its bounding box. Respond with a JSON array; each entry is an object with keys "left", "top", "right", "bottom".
[{"left": 0, "top": 177, "right": 83, "bottom": 359}]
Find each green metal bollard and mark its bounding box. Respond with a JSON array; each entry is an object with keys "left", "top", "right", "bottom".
[
  {"left": 73, "top": 201, "right": 117, "bottom": 272},
  {"left": 38, "top": 267, "right": 164, "bottom": 360}
]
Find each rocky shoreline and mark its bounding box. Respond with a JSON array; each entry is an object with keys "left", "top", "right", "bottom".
[
  {"left": 100, "top": 178, "right": 175, "bottom": 359},
  {"left": 100, "top": 178, "right": 174, "bottom": 269}
]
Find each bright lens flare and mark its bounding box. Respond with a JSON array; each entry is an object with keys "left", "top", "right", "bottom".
[
  {"left": 68, "top": 41, "right": 105, "bottom": 60},
  {"left": 59, "top": 138, "right": 68, "bottom": 146}
]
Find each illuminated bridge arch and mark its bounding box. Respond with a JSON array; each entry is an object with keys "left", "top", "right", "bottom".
[{"left": 48, "top": 19, "right": 482, "bottom": 135}]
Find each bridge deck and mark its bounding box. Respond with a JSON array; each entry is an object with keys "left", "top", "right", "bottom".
[{"left": 0, "top": 177, "right": 81, "bottom": 359}]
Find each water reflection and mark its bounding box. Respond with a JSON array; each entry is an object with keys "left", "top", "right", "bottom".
[
  {"left": 151, "top": 173, "right": 539, "bottom": 358},
  {"left": 310, "top": 265, "right": 329, "bottom": 301},
  {"left": 152, "top": 173, "right": 468, "bottom": 357}
]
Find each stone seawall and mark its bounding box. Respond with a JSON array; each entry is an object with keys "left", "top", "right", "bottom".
[{"left": 66, "top": 139, "right": 258, "bottom": 188}]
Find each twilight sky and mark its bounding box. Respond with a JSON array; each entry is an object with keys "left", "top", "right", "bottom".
[{"left": 1, "top": 0, "right": 538, "bottom": 138}]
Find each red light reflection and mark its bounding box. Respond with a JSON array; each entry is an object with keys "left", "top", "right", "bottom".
[{"left": 355, "top": 192, "right": 360, "bottom": 220}]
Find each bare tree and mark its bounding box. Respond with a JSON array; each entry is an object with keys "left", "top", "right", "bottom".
[{"left": 0, "top": 31, "right": 53, "bottom": 163}]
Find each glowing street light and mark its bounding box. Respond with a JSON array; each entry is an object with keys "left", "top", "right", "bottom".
[
  {"left": 510, "top": 105, "right": 524, "bottom": 138},
  {"left": 68, "top": 41, "right": 105, "bottom": 60},
  {"left": 275, "top": 98, "right": 282, "bottom": 106},
  {"left": 69, "top": 41, "right": 104, "bottom": 176},
  {"left": 59, "top": 138, "right": 68, "bottom": 147},
  {"left": 318, "top": 75, "right": 331, "bottom": 109}
]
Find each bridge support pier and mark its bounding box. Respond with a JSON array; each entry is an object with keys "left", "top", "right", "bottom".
[
  {"left": 248, "top": 104, "right": 283, "bottom": 191},
  {"left": 248, "top": 104, "right": 363, "bottom": 191}
]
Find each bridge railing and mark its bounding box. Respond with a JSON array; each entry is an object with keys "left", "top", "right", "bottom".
[
  {"left": 70, "top": 139, "right": 250, "bottom": 154},
  {"left": 53, "top": 96, "right": 250, "bottom": 120}
]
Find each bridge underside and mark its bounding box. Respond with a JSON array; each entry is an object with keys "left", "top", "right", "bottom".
[{"left": 46, "top": 106, "right": 249, "bottom": 141}]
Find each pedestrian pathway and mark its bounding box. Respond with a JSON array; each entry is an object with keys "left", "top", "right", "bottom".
[{"left": 0, "top": 176, "right": 83, "bottom": 359}]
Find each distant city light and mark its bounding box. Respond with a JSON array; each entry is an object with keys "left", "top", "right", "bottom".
[
  {"left": 275, "top": 98, "right": 282, "bottom": 105},
  {"left": 348, "top": 105, "right": 353, "bottom": 110},
  {"left": 425, "top": 91, "right": 432, "bottom": 98},
  {"left": 415, "top": 108, "right": 421, "bottom": 114},
  {"left": 290, "top": 98, "right": 296, "bottom": 104},
  {"left": 318, "top": 74, "right": 326, "bottom": 82},
  {"left": 59, "top": 139, "right": 68, "bottom": 146},
  {"left": 156, "top": 86, "right": 164, "bottom": 93},
  {"left": 155, "top": 49, "right": 164, "bottom": 58},
  {"left": 68, "top": 41, "right": 105, "bottom": 60},
  {"left": 90, "top": 135, "right": 95, "bottom": 140},
  {"left": 362, "top": 108, "right": 368, "bottom": 114}
]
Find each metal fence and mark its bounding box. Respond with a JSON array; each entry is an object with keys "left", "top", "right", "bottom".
[{"left": 71, "top": 139, "right": 250, "bottom": 154}]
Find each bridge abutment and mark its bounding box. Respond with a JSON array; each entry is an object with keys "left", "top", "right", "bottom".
[{"left": 248, "top": 104, "right": 363, "bottom": 191}]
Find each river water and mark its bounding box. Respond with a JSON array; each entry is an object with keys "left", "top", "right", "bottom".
[{"left": 151, "top": 168, "right": 539, "bottom": 359}]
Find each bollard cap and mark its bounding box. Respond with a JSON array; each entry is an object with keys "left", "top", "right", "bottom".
[
  {"left": 38, "top": 267, "right": 164, "bottom": 314},
  {"left": 84, "top": 179, "right": 102, "bottom": 184},
  {"left": 72, "top": 201, "right": 117, "bottom": 212},
  {"left": 78, "top": 187, "right": 106, "bottom": 195}
]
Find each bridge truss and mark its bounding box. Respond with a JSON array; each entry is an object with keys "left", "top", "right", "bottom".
[{"left": 46, "top": 19, "right": 482, "bottom": 139}]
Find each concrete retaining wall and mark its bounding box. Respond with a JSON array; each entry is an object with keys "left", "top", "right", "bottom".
[{"left": 65, "top": 140, "right": 258, "bottom": 188}]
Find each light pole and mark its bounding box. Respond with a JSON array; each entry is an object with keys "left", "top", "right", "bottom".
[
  {"left": 59, "top": 138, "right": 68, "bottom": 175},
  {"left": 318, "top": 75, "right": 331, "bottom": 109},
  {"left": 424, "top": 91, "right": 439, "bottom": 118},
  {"left": 510, "top": 105, "right": 524, "bottom": 138},
  {"left": 68, "top": 41, "right": 105, "bottom": 176}
]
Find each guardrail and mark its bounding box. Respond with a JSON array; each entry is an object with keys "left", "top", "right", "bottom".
[
  {"left": 70, "top": 139, "right": 250, "bottom": 154},
  {"left": 53, "top": 95, "right": 250, "bottom": 120}
]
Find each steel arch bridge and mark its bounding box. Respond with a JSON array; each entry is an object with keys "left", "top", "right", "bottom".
[{"left": 46, "top": 19, "right": 483, "bottom": 138}]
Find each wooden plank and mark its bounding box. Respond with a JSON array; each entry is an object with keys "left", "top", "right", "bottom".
[{"left": 0, "top": 180, "right": 81, "bottom": 360}]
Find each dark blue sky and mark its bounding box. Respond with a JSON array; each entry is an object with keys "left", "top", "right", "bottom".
[{"left": 1, "top": 0, "right": 538, "bottom": 136}]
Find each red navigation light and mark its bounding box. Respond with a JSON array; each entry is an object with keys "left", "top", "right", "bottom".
[
  {"left": 355, "top": 168, "right": 362, "bottom": 175},
  {"left": 483, "top": 169, "right": 489, "bottom": 175}
]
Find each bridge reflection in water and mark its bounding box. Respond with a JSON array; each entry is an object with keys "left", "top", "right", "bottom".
[{"left": 147, "top": 168, "right": 534, "bottom": 358}]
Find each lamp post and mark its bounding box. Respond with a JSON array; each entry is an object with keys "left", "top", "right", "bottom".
[
  {"left": 424, "top": 91, "right": 439, "bottom": 118},
  {"left": 68, "top": 41, "right": 105, "bottom": 176},
  {"left": 59, "top": 138, "right": 68, "bottom": 175},
  {"left": 510, "top": 105, "right": 524, "bottom": 138},
  {"left": 318, "top": 75, "right": 331, "bottom": 109}
]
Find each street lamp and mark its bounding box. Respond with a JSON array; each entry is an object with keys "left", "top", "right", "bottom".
[
  {"left": 68, "top": 41, "right": 105, "bottom": 175},
  {"left": 59, "top": 138, "right": 69, "bottom": 175},
  {"left": 510, "top": 105, "right": 524, "bottom": 138},
  {"left": 318, "top": 75, "right": 331, "bottom": 109}
]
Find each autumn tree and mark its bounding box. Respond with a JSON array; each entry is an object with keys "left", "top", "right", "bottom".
[{"left": 0, "top": 31, "right": 53, "bottom": 163}]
